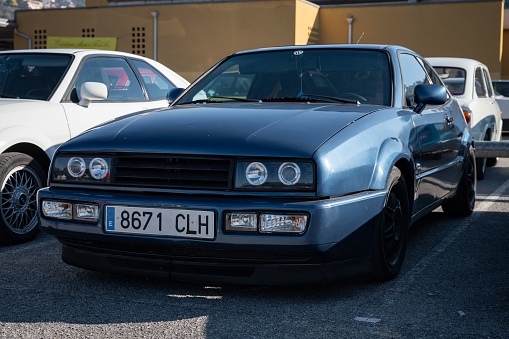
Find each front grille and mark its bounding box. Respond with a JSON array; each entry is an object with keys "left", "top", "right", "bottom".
[{"left": 112, "top": 154, "right": 233, "bottom": 190}]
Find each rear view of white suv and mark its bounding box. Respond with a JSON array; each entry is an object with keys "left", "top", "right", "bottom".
[{"left": 428, "top": 57, "right": 503, "bottom": 180}]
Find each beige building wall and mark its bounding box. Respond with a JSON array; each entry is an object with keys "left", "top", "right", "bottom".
[
  {"left": 295, "top": 0, "right": 320, "bottom": 45},
  {"left": 13, "top": 0, "right": 507, "bottom": 80},
  {"left": 320, "top": 1, "right": 505, "bottom": 79},
  {"left": 15, "top": 0, "right": 298, "bottom": 81}
]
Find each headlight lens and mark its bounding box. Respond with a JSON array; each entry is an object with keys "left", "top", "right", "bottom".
[
  {"left": 278, "top": 162, "right": 301, "bottom": 185},
  {"left": 235, "top": 160, "right": 314, "bottom": 191},
  {"left": 89, "top": 158, "right": 109, "bottom": 180},
  {"left": 245, "top": 162, "right": 267, "bottom": 185},
  {"left": 67, "top": 157, "right": 86, "bottom": 178},
  {"left": 52, "top": 155, "right": 111, "bottom": 183}
]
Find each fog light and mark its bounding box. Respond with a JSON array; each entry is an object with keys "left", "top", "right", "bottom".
[
  {"left": 225, "top": 212, "right": 257, "bottom": 232},
  {"left": 41, "top": 200, "right": 73, "bottom": 220},
  {"left": 260, "top": 214, "right": 308, "bottom": 233},
  {"left": 74, "top": 203, "right": 99, "bottom": 222}
]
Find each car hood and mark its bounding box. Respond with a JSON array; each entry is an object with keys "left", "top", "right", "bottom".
[
  {"left": 61, "top": 103, "right": 384, "bottom": 158},
  {"left": 0, "top": 98, "right": 48, "bottom": 108}
]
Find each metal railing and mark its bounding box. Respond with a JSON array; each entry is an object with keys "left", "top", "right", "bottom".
[{"left": 475, "top": 141, "right": 509, "bottom": 158}]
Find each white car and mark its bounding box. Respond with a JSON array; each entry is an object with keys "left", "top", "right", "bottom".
[
  {"left": 0, "top": 49, "right": 189, "bottom": 244},
  {"left": 428, "top": 57, "right": 503, "bottom": 180},
  {"left": 492, "top": 80, "right": 509, "bottom": 132}
]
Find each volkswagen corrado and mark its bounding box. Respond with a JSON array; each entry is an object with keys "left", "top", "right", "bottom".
[{"left": 38, "top": 45, "right": 476, "bottom": 285}]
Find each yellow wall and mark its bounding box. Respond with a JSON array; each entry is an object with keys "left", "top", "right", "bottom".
[
  {"left": 320, "top": 1, "right": 504, "bottom": 79},
  {"left": 295, "top": 0, "right": 320, "bottom": 45},
  {"left": 13, "top": 0, "right": 507, "bottom": 80},
  {"left": 16, "top": 1, "right": 297, "bottom": 81}
]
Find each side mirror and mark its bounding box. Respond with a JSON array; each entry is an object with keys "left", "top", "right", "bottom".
[
  {"left": 167, "top": 88, "right": 185, "bottom": 103},
  {"left": 79, "top": 82, "right": 108, "bottom": 107},
  {"left": 413, "top": 84, "right": 447, "bottom": 114}
]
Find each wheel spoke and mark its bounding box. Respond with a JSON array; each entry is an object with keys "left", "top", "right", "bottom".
[{"left": 1, "top": 165, "right": 41, "bottom": 232}]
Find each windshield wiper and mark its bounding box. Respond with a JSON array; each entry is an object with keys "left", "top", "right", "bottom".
[
  {"left": 0, "top": 94, "right": 19, "bottom": 99},
  {"left": 261, "top": 94, "right": 359, "bottom": 104},
  {"left": 179, "top": 96, "right": 260, "bottom": 104}
]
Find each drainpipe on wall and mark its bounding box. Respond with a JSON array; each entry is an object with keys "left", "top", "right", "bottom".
[
  {"left": 14, "top": 29, "right": 32, "bottom": 49},
  {"left": 151, "top": 11, "right": 159, "bottom": 61},
  {"left": 346, "top": 16, "right": 354, "bottom": 44}
]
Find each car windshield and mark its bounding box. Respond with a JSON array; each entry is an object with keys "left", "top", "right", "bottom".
[
  {"left": 0, "top": 53, "right": 72, "bottom": 100},
  {"left": 175, "top": 48, "right": 392, "bottom": 106},
  {"left": 433, "top": 67, "right": 466, "bottom": 95}
]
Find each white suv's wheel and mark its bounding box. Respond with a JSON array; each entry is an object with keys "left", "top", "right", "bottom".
[{"left": 0, "top": 153, "right": 45, "bottom": 244}]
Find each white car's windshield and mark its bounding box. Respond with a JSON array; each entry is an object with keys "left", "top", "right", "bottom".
[
  {"left": 175, "top": 48, "right": 392, "bottom": 106},
  {"left": 0, "top": 53, "right": 72, "bottom": 100}
]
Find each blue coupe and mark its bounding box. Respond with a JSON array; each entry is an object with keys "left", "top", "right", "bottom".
[{"left": 38, "top": 45, "right": 476, "bottom": 285}]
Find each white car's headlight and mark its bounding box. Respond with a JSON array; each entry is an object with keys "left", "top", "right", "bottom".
[
  {"left": 235, "top": 160, "right": 314, "bottom": 191},
  {"left": 52, "top": 155, "right": 111, "bottom": 183}
]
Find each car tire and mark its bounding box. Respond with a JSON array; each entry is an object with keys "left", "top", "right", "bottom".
[
  {"left": 371, "top": 167, "right": 409, "bottom": 281},
  {"left": 442, "top": 147, "right": 476, "bottom": 217},
  {"left": 476, "top": 155, "right": 486, "bottom": 180},
  {"left": 487, "top": 157, "right": 498, "bottom": 167},
  {"left": 0, "top": 152, "right": 45, "bottom": 244}
]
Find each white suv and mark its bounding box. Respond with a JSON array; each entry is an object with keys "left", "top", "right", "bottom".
[
  {"left": 428, "top": 57, "right": 503, "bottom": 180},
  {"left": 0, "top": 49, "right": 189, "bottom": 244}
]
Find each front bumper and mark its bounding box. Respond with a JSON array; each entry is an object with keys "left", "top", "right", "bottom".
[{"left": 38, "top": 188, "right": 387, "bottom": 285}]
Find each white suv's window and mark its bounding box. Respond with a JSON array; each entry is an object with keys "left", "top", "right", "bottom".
[
  {"left": 482, "top": 68, "right": 494, "bottom": 97},
  {"left": 72, "top": 57, "right": 145, "bottom": 102},
  {"left": 0, "top": 53, "right": 71, "bottom": 100},
  {"left": 475, "top": 67, "right": 487, "bottom": 97}
]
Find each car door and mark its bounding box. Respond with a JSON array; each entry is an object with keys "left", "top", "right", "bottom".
[
  {"left": 468, "top": 66, "right": 500, "bottom": 140},
  {"left": 399, "top": 53, "right": 462, "bottom": 214},
  {"left": 61, "top": 56, "right": 172, "bottom": 138}
]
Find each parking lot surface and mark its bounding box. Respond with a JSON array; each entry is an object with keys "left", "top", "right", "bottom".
[{"left": 1, "top": 159, "right": 508, "bottom": 338}]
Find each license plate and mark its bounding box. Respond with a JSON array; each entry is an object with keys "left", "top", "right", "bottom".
[{"left": 105, "top": 206, "right": 215, "bottom": 239}]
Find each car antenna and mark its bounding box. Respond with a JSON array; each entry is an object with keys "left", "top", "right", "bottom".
[{"left": 356, "top": 32, "right": 365, "bottom": 44}]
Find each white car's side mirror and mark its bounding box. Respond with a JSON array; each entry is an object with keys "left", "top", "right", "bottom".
[{"left": 79, "top": 82, "right": 108, "bottom": 107}]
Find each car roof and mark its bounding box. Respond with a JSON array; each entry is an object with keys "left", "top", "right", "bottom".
[
  {"left": 0, "top": 49, "right": 146, "bottom": 58},
  {"left": 427, "top": 57, "right": 486, "bottom": 70},
  {"left": 232, "top": 44, "right": 413, "bottom": 55}
]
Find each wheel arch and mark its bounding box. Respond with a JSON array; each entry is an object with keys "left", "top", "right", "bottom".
[
  {"left": 3, "top": 143, "right": 51, "bottom": 178},
  {"left": 368, "top": 137, "right": 415, "bottom": 219}
]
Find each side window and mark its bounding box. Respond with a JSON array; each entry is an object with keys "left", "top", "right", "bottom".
[
  {"left": 399, "top": 53, "right": 430, "bottom": 107},
  {"left": 131, "top": 59, "right": 176, "bottom": 100},
  {"left": 475, "top": 67, "right": 487, "bottom": 98},
  {"left": 420, "top": 59, "right": 442, "bottom": 85},
  {"left": 73, "top": 57, "right": 145, "bottom": 102},
  {"left": 482, "top": 68, "right": 494, "bottom": 97}
]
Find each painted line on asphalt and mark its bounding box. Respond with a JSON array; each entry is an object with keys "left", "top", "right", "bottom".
[{"left": 395, "top": 177, "right": 509, "bottom": 291}]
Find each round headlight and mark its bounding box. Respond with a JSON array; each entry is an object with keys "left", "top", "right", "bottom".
[
  {"left": 278, "top": 162, "right": 301, "bottom": 185},
  {"left": 89, "top": 158, "right": 109, "bottom": 180},
  {"left": 245, "top": 162, "right": 267, "bottom": 185},
  {"left": 67, "top": 157, "right": 86, "bottom": 178}
]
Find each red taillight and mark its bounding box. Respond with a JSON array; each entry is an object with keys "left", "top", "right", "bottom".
[{"left": 463, "top": 110, "right": 471, "bottom": 123}]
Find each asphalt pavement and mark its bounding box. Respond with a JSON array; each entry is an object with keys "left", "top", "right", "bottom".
[{"left": 0, "top": 158, "right": 508, "bottom": 338}]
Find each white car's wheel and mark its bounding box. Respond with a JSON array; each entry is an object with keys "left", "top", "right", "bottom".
[{"left": 0, "top": 153, "right": 45, "bottom": 244}]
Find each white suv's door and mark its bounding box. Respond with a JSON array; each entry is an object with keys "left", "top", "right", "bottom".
[{"left": 468, "top": 66, "right": 502, "bottom": 141}]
